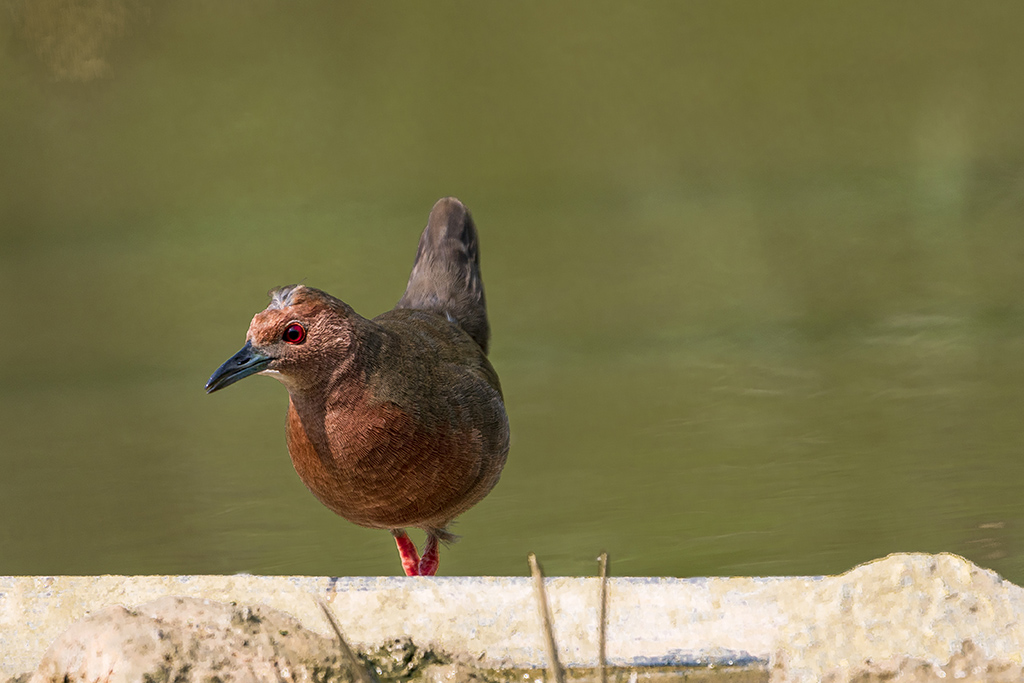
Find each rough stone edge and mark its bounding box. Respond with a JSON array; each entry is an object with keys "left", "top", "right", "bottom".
[{"left": 2, "top": 553, "right": 1021, "bottom": 681}]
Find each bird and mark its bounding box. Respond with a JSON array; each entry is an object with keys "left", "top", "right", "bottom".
[{"left": 205, "top": 197, "right": 509, "bottom": 576}]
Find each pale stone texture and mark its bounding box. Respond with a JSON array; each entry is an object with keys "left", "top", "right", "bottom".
[
  {"left": 807, "top": 640, "right": 1024, "bottom": 683},
  {"left": 21, "top": 596, "right": 487, "bottom": 683},
  {"left": 3, "top": 553, "right": 1023, "bottom": 682},
  {"left": 26, "top": 596, "right": 355, "bottom": 683},
  {"left": 769, "top": 553, "right": 1024, "bottom": 683}
]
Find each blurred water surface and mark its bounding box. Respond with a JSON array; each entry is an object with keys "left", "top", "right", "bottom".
[{"left": 2, "top": 2, "right": 1024, "bottom": 579}]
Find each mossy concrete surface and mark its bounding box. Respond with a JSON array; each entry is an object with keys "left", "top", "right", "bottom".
[{"left": 2, "top": 553, "right": 1024, "bottom": 682}]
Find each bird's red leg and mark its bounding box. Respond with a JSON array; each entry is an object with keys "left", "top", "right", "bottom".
[
  {"left": 418, "top": 534, "right": 440, "bottom": 576},
  {"left": 392, "top": 529, "right": 421, "bottom": 576}
]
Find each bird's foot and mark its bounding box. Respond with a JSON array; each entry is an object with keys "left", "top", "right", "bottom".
[
  {"left": 418, "top": 535, "right": 439, "bottom": 576},
  {"left": 392, "top": 529, "right": 421, "bottom": 576}
]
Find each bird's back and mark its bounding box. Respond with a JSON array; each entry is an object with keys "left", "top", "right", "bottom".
[{"left": 365, "top": 308, "right": 508, "bottom": 529}]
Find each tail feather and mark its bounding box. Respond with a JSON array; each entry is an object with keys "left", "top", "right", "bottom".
[{"left": 396, "top": 197, "right": 490, "bottom": 354}]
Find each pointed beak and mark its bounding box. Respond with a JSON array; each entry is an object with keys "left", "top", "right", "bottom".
[{"left": 205, "top": 341, "right": 273, "bottom": 394}]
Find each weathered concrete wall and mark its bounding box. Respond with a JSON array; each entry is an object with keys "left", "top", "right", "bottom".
[{"left": 3, "top": 553, "right": 1023, "bottom": 682}]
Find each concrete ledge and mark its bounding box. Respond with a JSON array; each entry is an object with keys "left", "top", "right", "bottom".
[{"left": 3, "top": 553, "right": 1024, "bottom": 682}]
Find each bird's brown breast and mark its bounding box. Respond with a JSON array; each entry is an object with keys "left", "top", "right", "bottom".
[{"left": 285, "top": 375, "right": 507, "bottom": 531}]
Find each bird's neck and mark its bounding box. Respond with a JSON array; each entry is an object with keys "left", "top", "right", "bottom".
[{"left": 283, "top": 345, "right": 370, "bottom": 461}]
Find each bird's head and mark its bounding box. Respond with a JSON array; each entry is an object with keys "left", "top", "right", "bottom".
[{"left": 205, "top": 284, "right": 356, "bottom": 394}]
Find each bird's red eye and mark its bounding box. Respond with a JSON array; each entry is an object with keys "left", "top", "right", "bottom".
[{"left": 282, "top": 323, "right": 306, "bottom": 344}]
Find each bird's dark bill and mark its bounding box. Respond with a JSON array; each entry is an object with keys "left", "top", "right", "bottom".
[{"left": 205, "top": 341, "right": 272, "bottom": 393}]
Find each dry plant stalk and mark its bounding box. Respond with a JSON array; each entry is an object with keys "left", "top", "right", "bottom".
[
  {"left": 598, "top": 551, "right": 609, "bottom": 683},
  {"left": 529, "top": 553, "right": 566, "bottom": 683},
  {"left": 317, "top": 598, "right": 377, "bottom": 683}
]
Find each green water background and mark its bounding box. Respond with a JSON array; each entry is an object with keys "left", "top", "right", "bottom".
[{"left": 2, "top": 2, "right": 1024, "bottom": 579}]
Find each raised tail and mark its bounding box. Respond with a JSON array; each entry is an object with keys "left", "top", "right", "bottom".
[{"left": 395, "top": 197, "right": 491, "bottom": 354}]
